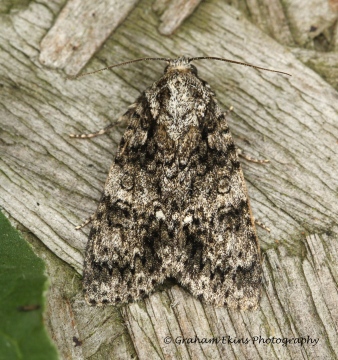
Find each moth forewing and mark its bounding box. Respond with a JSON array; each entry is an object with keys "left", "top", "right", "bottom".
[{"left": 79, "top": 56, "right": 267, "bottom": 310}]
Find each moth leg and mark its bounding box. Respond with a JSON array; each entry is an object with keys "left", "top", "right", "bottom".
[
  {"left": 226, "top": 105, "right": 234, "bottom": 113},
  {"left": 69, "top": 121, "right": 118, "bottom": 139},
  {"left": 236, "top": 145, "right": 269, "bottom": 229},
  {"left": 223, "top": 108, "right": 268, "bottom": 164},
  {"left": 237, "top": 148, "right": 269, "bottom": 164},
  {"left": 255, "top": 219, "right": 271, "bottom": 232},
  {"left": 75, "top": 214, "right": 95, "bottom": 230},
  {"left": 69, "top": 103, "right": 137, "bottom": 139}
]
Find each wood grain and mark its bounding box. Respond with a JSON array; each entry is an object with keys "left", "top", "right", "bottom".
[
  {"left": 0, "top": 0, "right": 337, "bottom": 358},
  {"left": 39, "top": 0, "right": 140, "bottom": 76}
]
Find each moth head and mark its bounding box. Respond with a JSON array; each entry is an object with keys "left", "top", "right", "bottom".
[{"left": 164, "top": 56, "right": 198, "bottom": 75}]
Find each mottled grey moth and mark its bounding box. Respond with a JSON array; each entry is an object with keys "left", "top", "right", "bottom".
[{"left": 72, "top": 56, "right": 290, "bottom": 310}]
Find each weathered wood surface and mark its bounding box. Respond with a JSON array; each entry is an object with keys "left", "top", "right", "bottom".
[
  {"left": 153, "top": 0, "right": 203, "bottom": 35},
  {"left": 1, "top": 0, "right": 338, "bottom": 359},
  {"left": 40, "top": 0, "right": 140, "bottom": 76}
]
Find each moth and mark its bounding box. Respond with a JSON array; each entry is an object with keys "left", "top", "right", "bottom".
[{"left": 72, "top": 56, "right": 289, "bottom": 310}]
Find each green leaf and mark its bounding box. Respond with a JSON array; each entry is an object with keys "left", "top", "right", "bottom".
[{"left": 0, "top": 211, "right": 59, "bottom": 360}]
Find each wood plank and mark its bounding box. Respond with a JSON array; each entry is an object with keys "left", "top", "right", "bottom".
[
  {"left": 40, "top": 0, "right": 140, "bottom": 76},
  {"left": 1, "top": 0, "right": 337, "bottom": 358}
]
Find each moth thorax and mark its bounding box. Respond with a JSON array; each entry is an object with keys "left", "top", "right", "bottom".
[{"left": 165, "top": 56, "right": 198, "bottom": 75}]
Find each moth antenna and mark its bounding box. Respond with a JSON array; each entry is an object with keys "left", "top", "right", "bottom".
[
  {"left": 69, "top": 57, "right": 170, "bottom": 79},
  {"left": 189, "top": 56, "right": 291, "bottom": 76}
]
